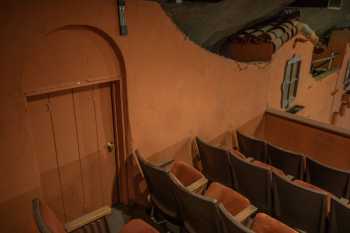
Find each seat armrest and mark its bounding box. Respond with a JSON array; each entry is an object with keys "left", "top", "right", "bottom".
[
  {"left": 233, "top": 205, "right": 257, "bottom": 223},
  {"left": 158, "top": 159, "right": 175, "bottom": 171},
  {"left": 336, "top": 197, "right": 350, "bottom": 205},
  {"left": 186, "top": 177, "right": 208, "bottom": 194},
  {"left": 65, "top": 206, "right": 112, "bottom": 232}
]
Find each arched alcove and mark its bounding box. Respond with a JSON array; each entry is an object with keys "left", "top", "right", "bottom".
[
  {"left": 22, "top": 26, "right": 124, "bottom": 94},
  {"left": 22, "top": 26, "right": 131, "bottom": 221}
]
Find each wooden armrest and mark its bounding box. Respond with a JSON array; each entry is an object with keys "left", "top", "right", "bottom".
[
  {"left": 65, "top": 206, "right": 112, "bottom": 232},
  {"left": 233, "top": 205, "right": 257, "bottom": 223},
  {"left": 337, "top": 197, "right": 350, "bottom": 205},
  {"left": 158, "top": 159, "right": 175, "bottom": 171},
  {"left": 286, "top": 175, "right": 294, "bottom": 181},
  {"left": 186, "top": 177, "right": 208, "bottom": 194},
  {"left": 246, "top": 157, "right": 254, "bottom": 162}
]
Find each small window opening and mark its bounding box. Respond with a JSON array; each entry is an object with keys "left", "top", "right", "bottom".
[
  {"left": 281, "top": 56, "right": 301, "bottom": 109},
  {"left": 344, "top": 60, "right": 350, "bottom": 92}
]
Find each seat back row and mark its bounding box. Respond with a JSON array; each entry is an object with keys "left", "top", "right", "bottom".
[
  {"left": 137, "top": 150, "right": 297, "bottom": 233},
  {"left": 171, "top": 173, "right": 297, "bottom": 233},
  {"left": 197, "top": 137, "right": 275, "bottom": 214},
  {"left": 236, "top": 131, "right": 304, "bottom": 179},
  {"left": 236, "top": 131, "right": 350, "bottom": 199},
  {"left": 196, "top": 137, "right": 350, "bottom": 233}
]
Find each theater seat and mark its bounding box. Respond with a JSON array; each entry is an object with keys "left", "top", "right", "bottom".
[
  {"left": 205, "top": 182, "right": 250, "bottom": 216},
  {"left": 252, "top": 160, "right": 285, "bottom": 177},
  {"left": 306, "top": 157, "right": 350, "bottom": 199},
  {"left": 196, "top": 137, "right": 234, "bottom": 187},
  {"left": 293, "top": 179, "right": 329, "bottom": 194},
  {"left": 230, "top": 148, "right": 246, "bottom": 159},
  {"left": 218, "top": 203, "right": 255, "bottom": 233},
  {"left": 329, "top": 197, "right": 350, "bottom": 233},
  {"left": 170, "top": 175, "right": 224, "bottom": 233},
  {"left": 229, "top": 153, "right": 273, "bottom": 214},
  {"left": 272, "top": 173, "right": 328, "bottom": 233},
  {"left": 136, "top": 150, "right": 207, "bottom": 224},
  {"left": 251, "top": 213, "right": 298, "bottom": 233},
  {"left": 170, "top": 161, "right": 204, "bottom": 187},
  {"left": 236, "top": 131, "right": 267, "bottom": 162},
  {"left": 293, "top": 179, "right": 332, "bottom": 213},
  {"left": 33, "top": 198, "right": 158, "bottom": 233},
  {"left": 119, "top": 219, "right": 159, "bottom": 233},
  {"left": 267, "top": 144, "right": 305, "bottom": 180}
]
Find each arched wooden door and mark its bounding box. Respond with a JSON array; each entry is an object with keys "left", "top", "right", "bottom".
[{"left": 23, "top": 28, "right": 123, "bottom": 222}]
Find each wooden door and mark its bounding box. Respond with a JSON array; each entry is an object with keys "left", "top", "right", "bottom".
[{"left": 28, "top": 82, "right": 117, "bottom": 222}]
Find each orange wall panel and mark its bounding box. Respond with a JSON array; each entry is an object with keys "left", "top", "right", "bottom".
[
  {"left": 1, "top": 0, "right": 348, "bottom": 232},
  {"left": 264, "top": 113, "right": 350, "bottom": 170}
]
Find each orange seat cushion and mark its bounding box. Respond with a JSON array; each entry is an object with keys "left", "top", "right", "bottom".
[
  {"left": 119, "top": 219, "right": 159, "bottom": 233},
  {"left": 252, "top": 160, "right": 285, "bottom": 177},
  {"left": 170, "top": 161, "right": 204, "bottom": 186},
  {"left": 251, "top": 213, "right": 297, "bottom": 233},
  {"left": 205, "top": 182, "right": 250, "bottom": 216}
]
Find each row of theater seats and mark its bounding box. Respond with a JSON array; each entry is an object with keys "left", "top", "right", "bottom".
[
  {"left": 136, "top": 151, "right": 297, "bottom": 233},
  {"left": 236, "top": 131, "right": 350, "bottom": 199},
  {"left": 32, "top": 198, "right": 160, "bottom": 233},
  {"left": 195, "top": 132, "right": 350, "bottom": 233}
]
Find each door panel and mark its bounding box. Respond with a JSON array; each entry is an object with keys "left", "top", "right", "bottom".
[
  {"left": 28, "top": 96, "right": 65, "bottom": 221},
  {"left": 73, "top": 87, "right": 104, "bottom": 213},
  {"left": 93, "top": 84, "right": 117, "bottom": 205},
  {"left": 28, "top": 83, "right": 117, "bottom": 221},
  {"left": 49, "top": 91, "right": 85, "bottom": 220}
]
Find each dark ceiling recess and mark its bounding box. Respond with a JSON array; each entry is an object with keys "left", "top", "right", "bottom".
[
  {"left": 182, "top": 0, "right": 223, "bottom": 2},
  {"left": 290, "top": 0, "right": 342, "bottom": 9},
  {"left": 169, "top": 0, "right": 223, "bottom": 2},
  {"left": 156, "top": 0, "right": 350, "bottom": 60}
]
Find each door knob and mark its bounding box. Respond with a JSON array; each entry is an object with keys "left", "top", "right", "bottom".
[{"left": 107, "top": 142, "right": 115, "bottom": 152}]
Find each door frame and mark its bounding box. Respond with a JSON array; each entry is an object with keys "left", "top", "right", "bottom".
[{"left": 25, "top": 77, "right": 126, "bottom": 205}]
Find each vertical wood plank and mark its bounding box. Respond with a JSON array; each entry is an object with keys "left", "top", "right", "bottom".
[
  {"left": 73, "top": 87, "right": 104, "bottom": 213},
  {"left": 49, "top": 91, "right": 85, "bottom": 221},
  {"left": 93, "top": 83, "right": 117, "bottom": 206},
  {"left": 27, "top": 96, "right": 65, "bottom": 221}
]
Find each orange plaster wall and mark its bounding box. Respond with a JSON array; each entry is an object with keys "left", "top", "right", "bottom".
[
  {"left": 267, "top": 36, "right": 340, "bottom": 123},
  {"left": 1, "top": 1, "right": 347, "bottom": 232},
  {"left": 0, "top": 1, "right": 270, "bottom": 232},
  {"left": 118, "top": 2, "right": 271, "bottom": 162}
]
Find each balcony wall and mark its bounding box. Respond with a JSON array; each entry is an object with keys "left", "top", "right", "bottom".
[{"left": 239, "top": 108, "right": 350, "bottom": 170}]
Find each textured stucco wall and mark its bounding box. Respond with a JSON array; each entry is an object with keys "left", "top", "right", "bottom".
[
  {"left": 267, "top": 35, "right": 340, "bottom": 123},
  {"left": 1, "top": 1, "right": 347, "bottom": 232},
  {"left": 0, "top": 1, "right": 270, "bottom": 232}
]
